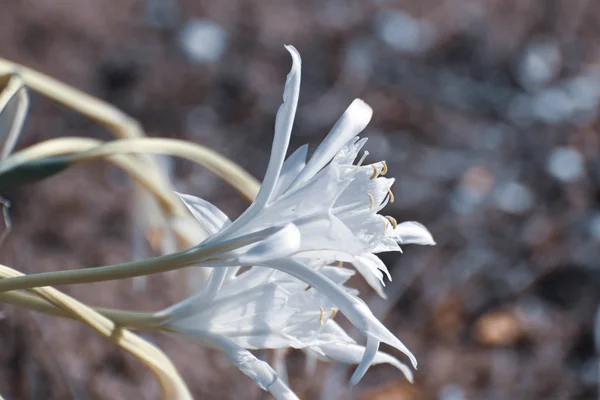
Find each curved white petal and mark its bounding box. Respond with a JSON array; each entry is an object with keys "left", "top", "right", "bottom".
[
  {"left": 392, "top": 221, "right": 435, "bottom": 245},
  {"left": 353, "top": 253, "right": 390, "bottom": 299},
  {"left": 350, "top": 336, "right": 380, "bottom": 387},
  {"left": 312, "top": 341, "right": 413, "bottom": 383},
  {"left": 236, "top": 223, "right": 301, "bottom": 264},
  {"left": 176, "top": 192, "right": 231, "bottom": 236},
  {"left": 254, "top": 45, "right": 302, "bottom": 209},
  {"left": 273, "top": 144, "right": 308, "bottom": 199},
  {"left": 264, "top": 258, "right": 417, "bottom": 369},
  {"left": 175, "top": 193, "right": 234, "bottom": 298},
  {"left": 183, "top": 331, "right": 299, "bottom": 399},
  {"left": 289, "top": 99, "right": 373, "bottom": 191},
  {"left": 205, "top": 46, "right": 302, "bottom": 244}
]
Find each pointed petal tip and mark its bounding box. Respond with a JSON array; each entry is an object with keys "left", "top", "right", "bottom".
[
  {"left": 284, "top": 45, "right": 302, "bottom": 67},
  {"left": 405, "top": 347, "right": 418, "bottom": 369},
  {"left": 394, "top": 221, "right": 436, "bottom": 246},
  {"left": 253, "top": 45, "right": 302, "bottom": 208},
  {"left": 349, "top": 336, "right": 379, "bottom": 387},
  {"left": 371, "top": 329, "right": 418, "bottom": 369}
]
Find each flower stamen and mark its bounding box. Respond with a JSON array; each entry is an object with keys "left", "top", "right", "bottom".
[
  {"left": 385, "top": 215, "right": 398, "bottom": 229},
  {"left": 337, "top": 260, "right": 343, "bottom": 268},
  {"left": 369, "top": 165, "right": 378, "bottom": 180},
  {"left": 319, "top": 306, "right": 325, "bottom": 326},
  {"left": 367, "top": 193, "right": 375, "bottom": 210},
  {"left": 330, "top": 308, "right": 339, "bottom": 319},
  {"left": 386, "top": 187, "right": 395, "bottom": 203},
  {"left": 305, "top": 285, "right": 312, "bottom": 291},
  {"left": 381, "top": 161, "right": 388, "bottom": 175}
]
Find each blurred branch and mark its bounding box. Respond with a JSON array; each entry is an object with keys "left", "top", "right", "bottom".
[
  {"left": 68, "top": 137, "right": 260, "bottom": 201},
  {"left": 0, "top": 74, "right": 29, "bottom": 161},
  {"left": 1, "top": 137, "right": 260, "bottom": 203},
  {"left": 0, "top": 264, "right": 192, "bottom": 400}
]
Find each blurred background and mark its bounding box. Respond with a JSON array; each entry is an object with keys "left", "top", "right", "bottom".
[{"left": 0, "top": 0, "right": 599, "bottom": 399}]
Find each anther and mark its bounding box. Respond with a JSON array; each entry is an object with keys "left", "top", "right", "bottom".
[
  {"left": 367, "top": 193, "right": 375, "bottom": 210},
  {"left": 387, "top": 187, "right": 395, "bottom": 203},
  {"left": 330, "top": 308, "right": 339, "bottom": 319},
  {"left": 319, "top": 307, "right": 325, "bottom": 326},
  {"left": 305, "top": 285, "right": 312, "bottom": 291},
  {"left": 337, "top": 260, "right": 343, "bottom": 268},
  {"left": 385, "top": 215, "right": 398, "bottom": 229},
  {"left": 369, "top": 165, "right": 378, "bottom": 180},
  {"left": 381, "top": 161, "right": 388, "bottom": 175}
]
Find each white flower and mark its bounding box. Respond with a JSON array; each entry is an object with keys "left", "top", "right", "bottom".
[
  {"left": 185, "top": 45, "right": 433, "bottom": 297},
  {"left": 163, "top": 263, "right": 413, "bottom": 392},
  {"left": 171, "top": 45, "right": 435, "bottom": 392}
]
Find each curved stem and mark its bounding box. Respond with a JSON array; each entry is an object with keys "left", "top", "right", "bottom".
[
  {"left": 1, "top": 137, "right": 185, "bottom": 215},
  {"left": 68, "top": 137, "right": 260, "bottom": 202},
  {"left": 0, "top": 75, "right": 29, "bottom": 161},
  {"left": 2, "top": 136, "right": 261, "bottom": 203},
  {"left": 0, "top": 58, "right": 139, "bottom": 134}
]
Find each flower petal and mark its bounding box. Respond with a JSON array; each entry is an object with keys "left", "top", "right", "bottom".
[
  {"left": 332, "top": 137, "right": 367, "bottom": 166},
  {"left": 294, "top": 216, "right": 367, "bottom": 257},
  {"left": 370, "top": 236, "right": 402, "bottom": 253},
  {"left": 263, "top": 258, "right": 417, "bottom": 369},
  {"left": 236, "top": 223, "right": 301, "bottom": 264},
  {"left": 333, "top": 172, "right": 395, "bottom": 217},
  {"left": 392, "top": 221, "right": 435, "bottom": 245},
  {"left": 353, "top": 253, "right": 390, "bottom": 299},
  {"left": 176, "top": 192, "right": 231, "bottom": 236},
  {"left": 254, "top": 45, "right": 302, "bottom": 209},
  {"left": 350, "top": 336, "right": 379, "bottom": 387},
  {"left": 312, "top": 341, "right": 413, "bottom": 383},
  {"left": 272, "top": 144, "right": 308, "bottom": 199},
  {"left": 289, "top": 98, "right": 373, "bottom": 191},
  {"left": 182, "top": 331, "right": 299, "bottom": 399}
]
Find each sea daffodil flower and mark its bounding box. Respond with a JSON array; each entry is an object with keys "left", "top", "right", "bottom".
[
  {"left": 162, "top": 263, "right": 413, "bottom": 397},
  {"left": 168, "top": 45, "right": 434, "bottom": 394}
]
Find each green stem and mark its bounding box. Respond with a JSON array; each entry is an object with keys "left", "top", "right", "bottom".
[
  {"left": 0, "top": 249, "right": 198, "bottom": 293},
  {"left": 0, "top": 291, "right": 167, "bottom": 329},
  {"left": 0, "top": 227, "right": 275, "bottom": 293}
]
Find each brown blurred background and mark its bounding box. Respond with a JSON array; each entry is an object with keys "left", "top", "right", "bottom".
[{"left": 0, "top": 0, "right": 599, "bottom": 399}]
